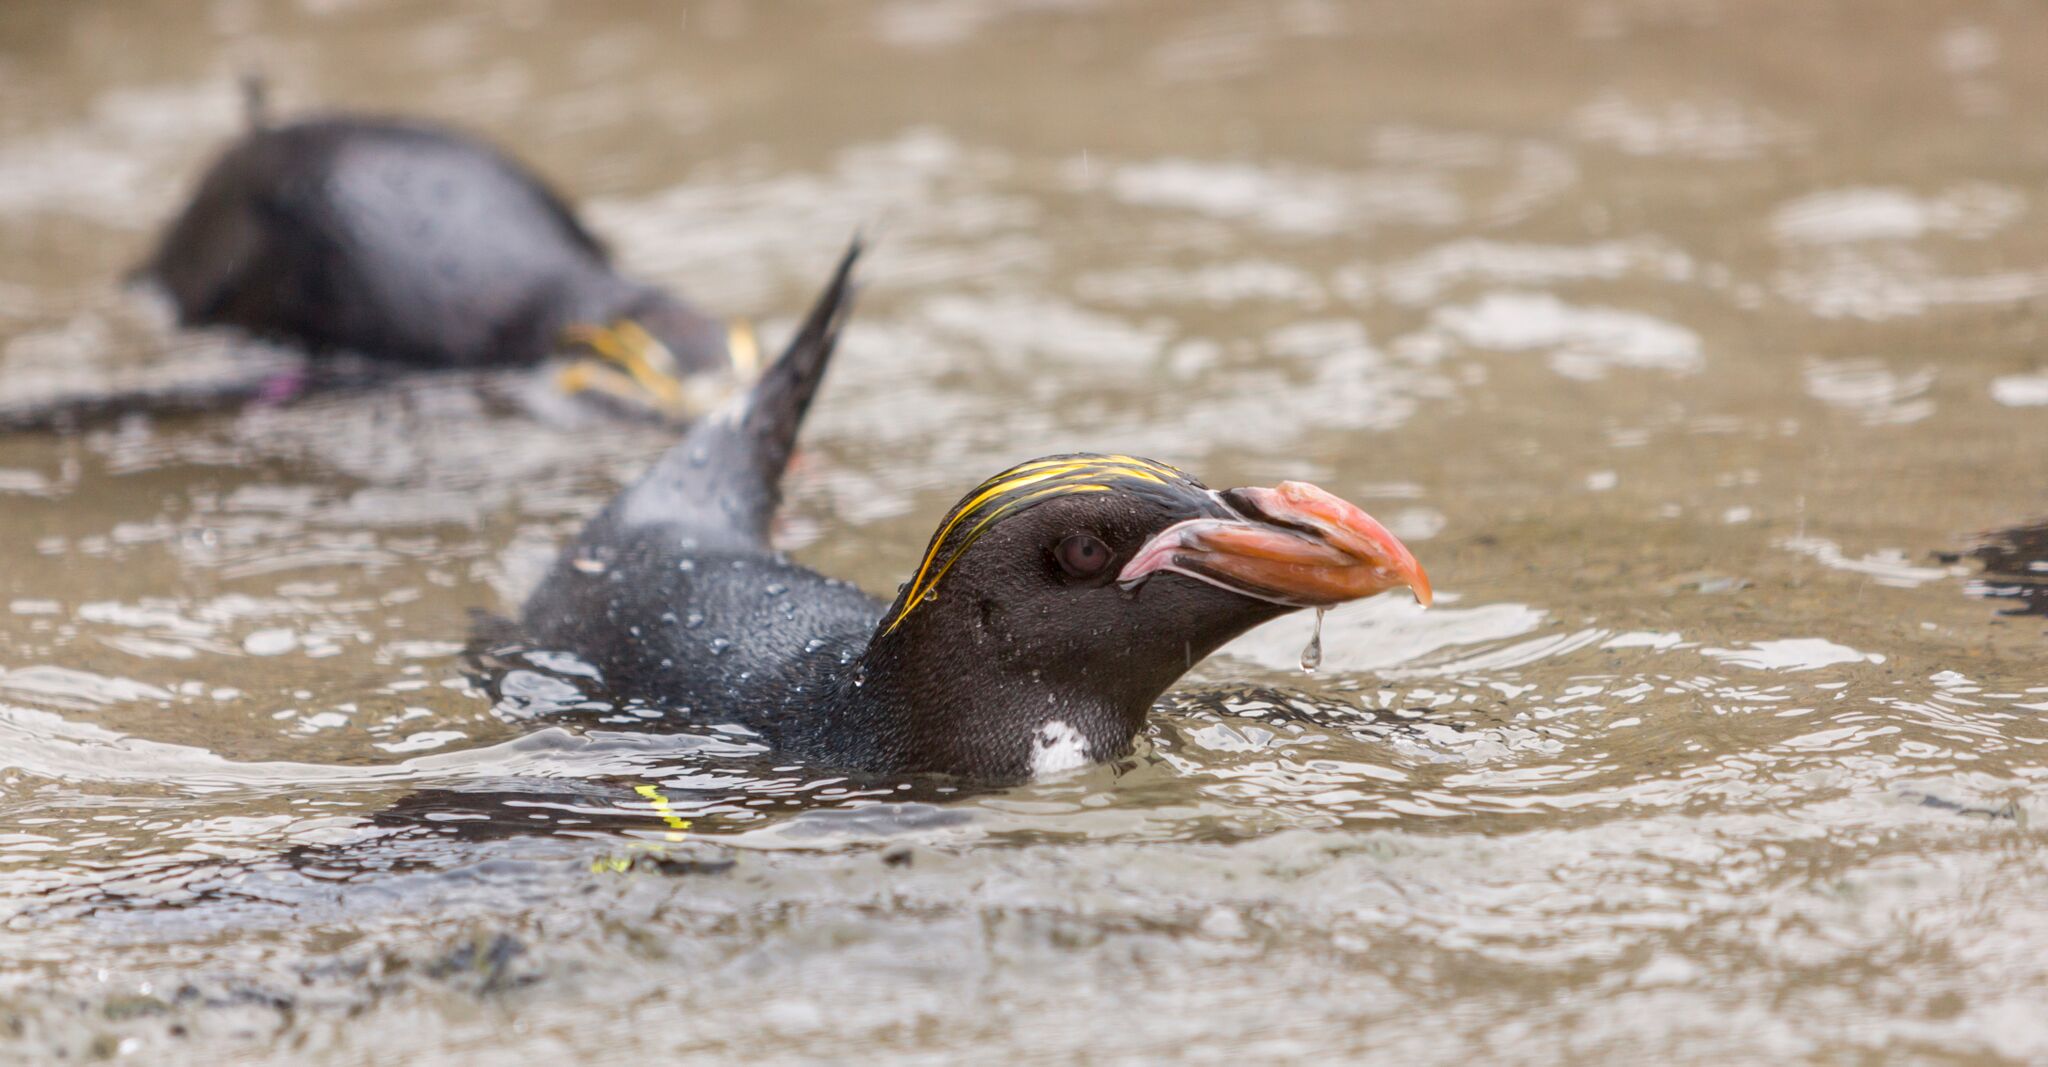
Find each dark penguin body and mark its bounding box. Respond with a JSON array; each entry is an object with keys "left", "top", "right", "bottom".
[
  {"left": 520, "top": 244, "right": 1432, "bottom": 782},
  {"left": 521, "top": 243, "right": 888, "bottom": 758},
  {"left": 138, "top": 112, "right": 732, "bottom": 414}
]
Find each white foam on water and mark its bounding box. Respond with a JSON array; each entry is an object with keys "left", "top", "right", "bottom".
[
  {"left": 1990, "top": 373, "right": 2048, "bottom": 407},
  {"left": 1428, "top": 290, "right": 1704, "bottom": 380},
  {"left": 1771, "top": 185, "right": 2023, "bottom": 244}
]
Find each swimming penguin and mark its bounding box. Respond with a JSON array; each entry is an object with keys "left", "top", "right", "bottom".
[
  {"left": 516, "top": 242, "right": 1433, "bottom": 782},
  {"left": 134, "top": 86, "right": 754, "bottom": 422}
]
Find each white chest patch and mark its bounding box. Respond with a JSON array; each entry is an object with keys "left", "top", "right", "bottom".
[{"left": 1030, "top": 719, "right": 1093, "bottom": 779}]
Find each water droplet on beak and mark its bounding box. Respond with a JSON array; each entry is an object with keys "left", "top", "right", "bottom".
[{"left": 1299, "top": 607, "right": 1326, "bottom": 673}]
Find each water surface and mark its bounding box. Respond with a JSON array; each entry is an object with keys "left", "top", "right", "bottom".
[{"left": 2, "top": 1, "right": 2046, "bottom": 1062}]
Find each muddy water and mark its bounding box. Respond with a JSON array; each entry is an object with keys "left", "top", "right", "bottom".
[{"left": 3, "top": 0, "right": 2047, "bottom": 1062}]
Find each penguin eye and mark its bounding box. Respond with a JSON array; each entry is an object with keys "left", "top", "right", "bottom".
[{"left": 1055, "top": 533, "right": 1112, "bottom": 579}]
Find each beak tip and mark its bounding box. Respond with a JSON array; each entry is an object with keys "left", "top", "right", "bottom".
[
  {"left": 1404, "top": 561, "right": 1434, "bottom": 609},
  {"left": 1146, "top": 481, "right": 1437, "bottom": 613}
]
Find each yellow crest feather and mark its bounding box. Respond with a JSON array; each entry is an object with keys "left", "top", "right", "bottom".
[{"left": 883, "top": 454, "right": 1189, "bottom": 634}]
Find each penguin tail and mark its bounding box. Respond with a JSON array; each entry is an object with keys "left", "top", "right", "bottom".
[
  {"left": 605, "top": 238, "right": 861, "bottom": 545},
  {"left": 732, "top": 236, "right": 860, "bottom": 499},
  {"left": 240, "top": 70, "right": 272, "bottom": 131}
]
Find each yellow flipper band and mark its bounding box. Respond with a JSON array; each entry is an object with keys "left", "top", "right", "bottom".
[
  {"left": 634, "top": 782, "right": 693, "bottom": 842},
  {"left": 589, "top": 782, "right": 694, "bottom": 873}
]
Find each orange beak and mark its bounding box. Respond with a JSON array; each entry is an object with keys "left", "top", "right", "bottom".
[{"left": 1118, "top": 481, "right": 1432, "bottom": 609}]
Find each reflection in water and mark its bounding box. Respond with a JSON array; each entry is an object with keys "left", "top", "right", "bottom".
[
  {"left": 1422, "top": 289, "right": 1704, "bottom": 380},
  {"left": 1770, "top": 184, "right": 2024, "bottom": 245},
  {"left": 1801, "top": 358, "right": 1936, "bottom": 426},
  {"left": 1570, "top": 90, "right": 1802, "bottom": 159},
  {"left": 1963, "top": 520, "right": 2048, "bottom": 617},
  {"left": 1991, "top": 372, "right": 2048, "bottom": 407},
  {"left": 1780, "top": 535, "right": 1958, "bottom": 587}
]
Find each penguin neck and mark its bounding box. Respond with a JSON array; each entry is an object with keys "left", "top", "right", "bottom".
[{"left": 799, "top": 620, "right": 1137, "bottom": 781}]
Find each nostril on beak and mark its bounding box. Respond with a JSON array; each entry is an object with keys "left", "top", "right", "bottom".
[{"left": 1218, "top": 486, "right": 1317, "bottom": 537}]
